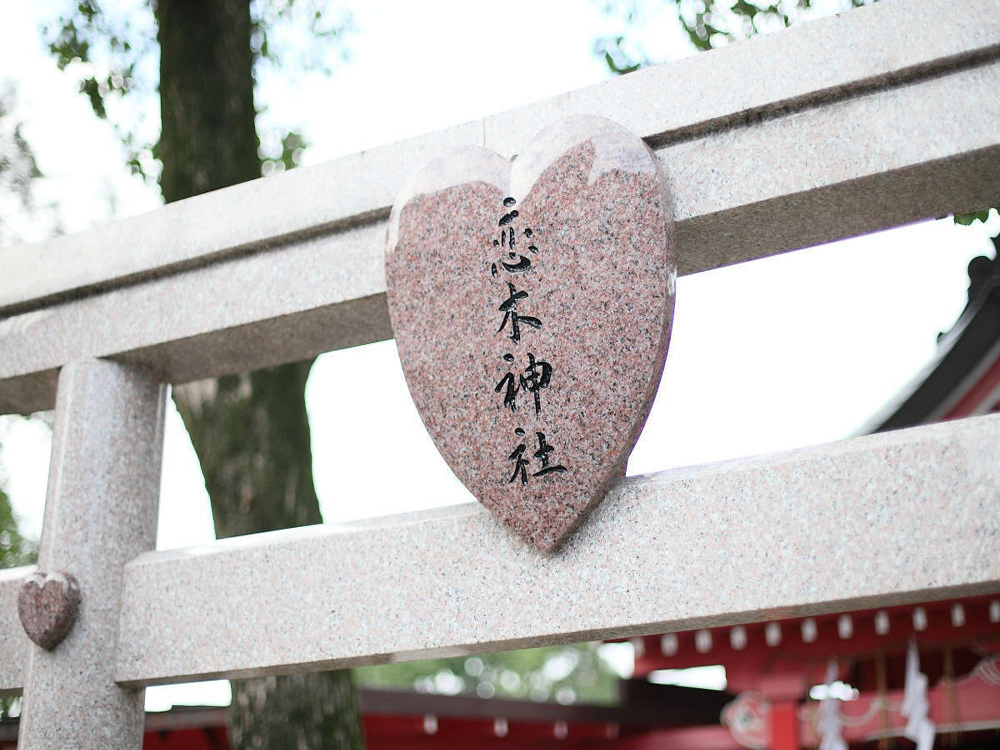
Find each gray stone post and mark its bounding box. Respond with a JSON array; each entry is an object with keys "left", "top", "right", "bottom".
[{"left": 18, "top": 359, "right": 166, "bottom": 749}]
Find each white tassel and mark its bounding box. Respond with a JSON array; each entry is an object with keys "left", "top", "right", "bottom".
[
  {"left": 901, "top": 639, "right": 935, "bottom": 750},
  {"left": 818, "top": 660, "right": 847, "bottom": 750}
]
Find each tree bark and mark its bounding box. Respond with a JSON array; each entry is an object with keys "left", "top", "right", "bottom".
[{"left": 154, "top": 1, "right": 363, "bottom": 747}]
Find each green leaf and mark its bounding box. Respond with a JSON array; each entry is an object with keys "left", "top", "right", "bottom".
[
  {"left": 79, "top": 77, "right": 106, "bottom": 118},
  {"left": 954, "top": 208, "right": 993, "bottom": 226}
]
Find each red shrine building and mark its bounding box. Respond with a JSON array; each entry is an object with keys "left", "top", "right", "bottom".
[{"left": 3, "top": 246, "right": 998, "bottom": 749}]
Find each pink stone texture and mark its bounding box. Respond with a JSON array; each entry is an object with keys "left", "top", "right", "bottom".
[
  {"left": 18, "top": 572, "right": 81, "bottom": 651},
  {"left": 386, "top": 115, "right": 676, "bottom": 551}
]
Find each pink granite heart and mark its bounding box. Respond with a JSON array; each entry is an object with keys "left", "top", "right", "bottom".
[
  {"left": 386, "top": 115, "right": 676, "bottom": 550},
  {"left": 18, "top": 571, "right": 81, "bottom": 650}
]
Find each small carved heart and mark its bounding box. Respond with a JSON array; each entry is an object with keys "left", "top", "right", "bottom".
[{"left": 18, "top": 572, "right": 81, "bottom": 650}]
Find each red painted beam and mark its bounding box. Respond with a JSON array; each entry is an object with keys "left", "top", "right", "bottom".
[
  {"left": 943, "top": 351, "right": 1000, "bottom": 419},
  {"left": 724, "top": 656, "right": 1000, "bottom": 749},
  {"left": 631, "top": 595, "right": 1000, "bottom": 677}
]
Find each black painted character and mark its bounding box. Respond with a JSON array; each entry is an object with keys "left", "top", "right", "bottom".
[
  {"left": 507, "top": 428, "right": 530, "bottom": 485},
  {"left": 490, "top": 199, "right": 537, "bottom": 276},
  {"left": 532, "top": 431, "right": 567, "bottom": 477},
  {"left": 502, "top": 252, "right": 531, "bottom": 273},
  {"left": 491, "top": 227, "right": 531, "bottom": 276},
  {"left": 495, "top": 355, "right": 520, "bottom": 412},
  {"left": 506, "top": 429, "right": 568, "bottom": 485},
  {"left": 494, "top": 352, "right": 552, "bottom": 414},
  {"left": 498, "top": 282, "right": 541, "bottom": 343},
  {"left": 490, "top": 250, "right": 532, "bottom": 278},
  {"left": 495, "top": 221, "right": 517, "bottom": 256},
  {"left": 521, "top": 353, "right": 552, "bottom": 415}
]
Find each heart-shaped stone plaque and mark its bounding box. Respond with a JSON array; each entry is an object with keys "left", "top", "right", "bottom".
[
  {"left": 386, "top": 115, "right": 676, "bottom": 550},
  {"left": 18, "top": 571, "right": 81, "bottom": 650}
]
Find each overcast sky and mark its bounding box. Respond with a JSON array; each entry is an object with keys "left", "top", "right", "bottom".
[{"left": 1, "top": 0, "right": 997, "bottom": 710}]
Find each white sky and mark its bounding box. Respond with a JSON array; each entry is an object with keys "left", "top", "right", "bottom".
[{"left": 0, "top": 0, "right": 997, "bottom": 711}]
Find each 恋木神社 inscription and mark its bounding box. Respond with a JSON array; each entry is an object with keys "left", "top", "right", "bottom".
[{"left": 490, "top": 198, "right": 567, "bottom": 486}]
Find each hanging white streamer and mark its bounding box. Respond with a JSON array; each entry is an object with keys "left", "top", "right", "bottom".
[
  {"left": 818, "top": 660, "right": 847, "bottom": 750},
  {"left": 901, "top": 639, "right": 935, "bottom": 750}
]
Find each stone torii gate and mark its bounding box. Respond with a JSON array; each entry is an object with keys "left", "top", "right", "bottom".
[{"left": 1, "top": 0, "right": 998, "bottom": 746}]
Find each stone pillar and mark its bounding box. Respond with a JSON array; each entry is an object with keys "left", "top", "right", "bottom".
[{"left": 18, "top": 359, "right": 166, "bottom": 749}]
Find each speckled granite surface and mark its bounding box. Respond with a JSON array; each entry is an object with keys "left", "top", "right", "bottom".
[
  {"left": 386, "top": 116, "right": 676, "bottom": 550},
  {"left": 17, "top": 360, "right": 165, "bottom": 749},
  {"left": 104, "top": 414, "right": 1000, "bottom": 686},
  {"left": 5, "top": 51, "right": 1000, "bottom": 415}
]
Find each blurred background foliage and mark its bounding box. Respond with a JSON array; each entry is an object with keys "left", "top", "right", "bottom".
[
  {"left": 0, "top": 86, "right": 58, "bottom": 246},
  {"left": 356, "top": 644, "right": 621, "bottom": 705},
  {"left": 0, "top": 483, "right": 36, "bottom": 570},
  {"left": 0, "top": 425, "right": 37, "bottom": 719},
  {"left": 593, "top": 0, "right": 995, "bottom": 228},
  {"left": 43, "top": 0, "right": 352, "bottom": 182},
  {"left": 594, "top": 0, "right": 877, "bottom": 72}
]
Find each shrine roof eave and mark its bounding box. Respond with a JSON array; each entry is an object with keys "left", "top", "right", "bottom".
[{"left": 858, "top": 252, "right": 1000, "bottom": 434}]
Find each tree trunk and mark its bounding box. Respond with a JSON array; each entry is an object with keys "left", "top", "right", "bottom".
[{"left": 154, "top": 1, "right": 363, "bottom": 747}]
